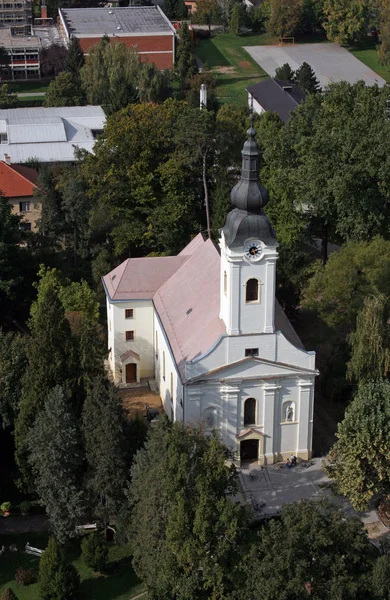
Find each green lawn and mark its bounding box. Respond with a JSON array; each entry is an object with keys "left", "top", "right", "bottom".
[
  {"left": 0, "top": 533, "right": 146, "bottom": 600},
  {"left": 349, "top": 41, "right": 390, "bottom": 83},
  {"left": 7, "top": 81, "right": 49, "bottom": 94},
  {"left": 195, "top": 33, "right": 271, "bottom": 106}
]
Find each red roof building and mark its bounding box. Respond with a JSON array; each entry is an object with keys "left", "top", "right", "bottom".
[{"left": 0, "top": 160, "right": 39, "bottom": 231}]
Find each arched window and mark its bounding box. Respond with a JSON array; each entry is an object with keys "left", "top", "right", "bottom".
[
  {"left": 246, "top": 278, "right": 259, "bottom": 303},
  {"left": 282, "top": 401, "right": 295, "bottom": 422},
  {"left": 224, "top": 271, "right": 227, "bottom": 295},
  {"left": 244, "top": 397, "right": 256, "bottom": 425}
]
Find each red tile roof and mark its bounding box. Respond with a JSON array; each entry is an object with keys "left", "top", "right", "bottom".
[{"left": 0, "top": 161, "right": 38, "bottom": 198}]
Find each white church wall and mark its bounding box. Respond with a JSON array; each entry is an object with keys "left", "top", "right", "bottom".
[
  {"left": 107, "top": 297, "right": 115, "bottom": 375},
  {"left": 240, "top": 384, "right": 264, "bottom": 427},
  {"left": 111, "top": 300, "right": 155, "bottom": 382},
  {"left": 154, "top": 313, "right": 183, "bottom": 421}
]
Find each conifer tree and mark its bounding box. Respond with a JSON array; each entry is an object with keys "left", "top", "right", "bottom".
[
  {"left": 64, "top": 37, "right": 85, "bottom": 77},
  {"left": 0, "top": 330, "right": 27, "bottom": 430},
  {"left": 14, "top": 267, "right": 77, "bottom": 491},
  {"left": 28, "top": 386, "right": 85, "bottom": 542},
  {"left": 81, "top": 532, "right": 108, "bottom": 572},
  {"left": 39, "top": 537, "right": 79, "bottom": 600},
  {"left": 229, "top": 2, "right": 240, "bottom": 34},
  {"left": 82, "top": 376, "right": 128, "bottom": 527},
  {"left": 129, "top": 419, "right": 246, "bottom": 599},
  {"left": 176, "top": 23, "right": 198, "bottom": 89},
  {"left": 274, "top": 62, "right": 295, "bottom": 82},
  {"left": 294, "top": 61, "right": 321, "bottom": 94},
  {"left": 162, "top": 0, "right": 187, "bottom": 20}
]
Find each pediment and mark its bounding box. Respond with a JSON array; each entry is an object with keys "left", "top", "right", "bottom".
[{"left": 187, "top": 356, "right": 316, "bottom": 383}]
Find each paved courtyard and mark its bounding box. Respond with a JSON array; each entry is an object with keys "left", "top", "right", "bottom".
[
  {"left": 239, "top": 458, "right": 389, "bottom": 541},
  {"left": 244, "top": 43, "right": 386, "bottom": 88}
]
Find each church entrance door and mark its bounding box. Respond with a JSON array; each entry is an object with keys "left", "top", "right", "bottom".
[
  {"left": 240, "top": 439, "right": 259, "bottom": 462},
  {"left": 125, "top": 363, "right": 137, "bottom": 383}
]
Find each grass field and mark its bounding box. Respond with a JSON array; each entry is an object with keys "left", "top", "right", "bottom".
[
  {"left": 0, "top": 533, "right": 146, "bottom": 600},
  {"left": 7, "top": 81, "right": 49, "bottom": 94},
  {"left": 349, "top": 40, "right": 390, "bottom": 83},
  {"left": 195, "top": 33, "right": 271, "bottom": 106}
]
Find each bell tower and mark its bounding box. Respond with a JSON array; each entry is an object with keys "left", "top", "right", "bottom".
[{"left": 219, "top": 123, "right": 278, "bottom": 335}]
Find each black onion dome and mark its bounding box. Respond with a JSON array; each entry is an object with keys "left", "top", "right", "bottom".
[{"left": 223, "top": 124, "right": 276, "bottom": 248}]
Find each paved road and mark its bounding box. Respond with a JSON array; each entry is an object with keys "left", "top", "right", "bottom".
[{"left": 244, "top": 42, "right": 386, "bottom": 88}]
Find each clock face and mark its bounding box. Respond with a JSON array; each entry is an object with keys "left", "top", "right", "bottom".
[{"left": 244, "top": 241, "right": 262, "bottom": 260}]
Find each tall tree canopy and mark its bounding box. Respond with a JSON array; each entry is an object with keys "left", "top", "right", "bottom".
[
  {"left": 239, "top": 499, "right": 375, "bottom": 599},
  {"left": 267, "top": 0, "right": 303, "bottom": 37},
  {"left": 325, "top": 380, "right": 390, "bottom": 509},
  {"left": 44, "top": 71, "right": 85, "bottom": 107},
  {"left": 0, "top": 331, "right": 27, "bottom": 430},
  {"left": 128, "top": 419, "right": 246, "bottom": 600},
  {"left": 260, "top": 81, "right": 390, "bottom": 262},
  {"left": 81, "top": 100, "right": 207, "bottom": 256},
  {"left": 64, "top": 37, "right": 85, "bottom": 77},
  {"left": 302, "top": 237, "right": 390, "bottom": 333},
  {"left": 28, "top": 386, "right": 85, "bottom": 542},
  {"left": 323, "top": 0, "right": 372, "bottom": 44},
  {"left": 39, "top": 537, "right": 79, "bottom": 600},
  {"left": 14, "top": 267, "right": 76, "bottom": 490}
]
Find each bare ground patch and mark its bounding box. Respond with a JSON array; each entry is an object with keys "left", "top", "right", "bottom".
[
  {"left": 212, "top": 65, "right": 237, "bottom": 74},
  {"left": 239, "top": 60, "right": 251, "bottom": 68},
  {"left": 119, "top": 387, "right": 162, "bottom": 420}
]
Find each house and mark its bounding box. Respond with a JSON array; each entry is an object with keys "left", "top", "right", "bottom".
[
  {"left": 0, "top": 29, "right": 41, "bottom": 81},
  {"left": 103, "top": 125, "right": 317, "bottom": 465},
  {"left": 0, "top": 159, "right": 39, "bottom": 231},
  {"left": 0, "top": 106, "right": 106, "bottom": 164},
  {"left": 58, "top": 6, "right": 176, "bottom": 70},
  {"left": 247, "top": 78, "right": 305, "bottom": 123}
]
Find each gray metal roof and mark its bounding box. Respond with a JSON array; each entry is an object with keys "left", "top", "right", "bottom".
[
  {"left": 247, "top": 78, "right": 305, "bottom": 123},
  {"left": 0, "top": 106, "right": 106, "bottom": 163},
  {"left": 60, "top": 6, "right": 174, "bottom": 37}
]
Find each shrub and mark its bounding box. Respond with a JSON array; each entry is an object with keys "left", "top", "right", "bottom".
[
  {"left": 39, "top": 537, "right": 79, "bottom": 600},
  {"left": 81, "top": 532, "right": 108, "bottom": 572},
  {"left": 19, "top": 501, "right": 31, "bottom": 515},
  {"left": 1, "top": 588, "right": 18, "bottom": 600},
  {"left": 15, "top": 567, "right": 37, "bottom": 586},
  {"left": 1, "top": 501, "right": 11, "bottom": 514}
]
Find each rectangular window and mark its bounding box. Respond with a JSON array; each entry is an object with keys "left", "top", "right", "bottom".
[
  {"left": 125, "top": 330, "right": 134, "bottom": 341},
  {"left": 125, "top": 309, "right": 133, "bottom": 319},
  {"left": 245, "top": 348, "right": 259, "bottom": 357},
  {"left": 20, "top": 221, "right": 31, "bottom": 231},
  {"left": 19, "top": 201, "right": 30, "bottom": 212}
]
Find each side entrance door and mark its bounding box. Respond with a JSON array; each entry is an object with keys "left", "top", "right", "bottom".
[{"left": 125, "top": 363, "right": 137, "bottom": 383}]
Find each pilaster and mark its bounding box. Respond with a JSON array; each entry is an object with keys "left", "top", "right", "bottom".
[
  {"left": 297, "top": 379, "right": 314, "bottom": 456},
  {"left": 220, "top": 383, "right": 240, "bottom": 450},
  {"left": 264, "top": 257, "right": 277, "bottom": 333},
  {"left": 228, "top": 263, "right": 240, "bottom": 335},
  {"left": 263, "top": 383, "right": 281, "bottom": 463}
]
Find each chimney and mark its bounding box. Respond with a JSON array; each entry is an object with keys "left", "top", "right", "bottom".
[
  {"left": 200, "top": 83, "right": 207, "bottom": 109},
  {"left": 41, "top": 2, "right": 47, "bottom": 20},
  {"left": 4, "top": 153, "right": 11, "bottom": 165}
]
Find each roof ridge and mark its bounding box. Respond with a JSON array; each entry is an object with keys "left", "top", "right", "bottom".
[
  {"left": 9, "top": 163, "right": 38, "bottom": 188},
  {"left": 114, "top": 258, "right": 130, "bottom": 294}
]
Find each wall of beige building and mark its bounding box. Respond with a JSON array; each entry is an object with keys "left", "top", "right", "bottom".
[{"left": 9, "top": 196, "right": 40, "bottom": 231}]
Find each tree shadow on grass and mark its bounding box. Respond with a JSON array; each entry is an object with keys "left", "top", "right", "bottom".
[{"left": 79, "top": 557, "right": 144, "bottom": 600}]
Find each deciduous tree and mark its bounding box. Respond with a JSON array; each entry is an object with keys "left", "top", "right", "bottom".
[
  {"left": 267, "top": 0, "right": 303, "bottom": 37},
  {"left": 325, "top": 380, "right": 390, "bottom": 510},
  {"left": 323, "top": 0, "right": 371, "bottom": 44},
  {"left": 239, "top": 499, "right": 374, "bottom": 599},
  {"left": 347, "top": 294, "right": 390, "bottom": 384},
  {"left": 80, "top": 38, "right": 139, "bottom": 113},
  {"left": 28, "top": 386, "right": 85, "bottom": 542},
  {"left": 44, "top": 71, "right": 85, "bottom": 107},
  {"left": 302, "top": 237, "right": 390, "bottom": 333},
  {"left": 40, "top": 44, "right": 68, "bottom": 78}
]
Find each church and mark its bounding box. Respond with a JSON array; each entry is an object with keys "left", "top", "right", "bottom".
[{"left": 102, "top": 124, "right": 317, "bottom": 464}]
